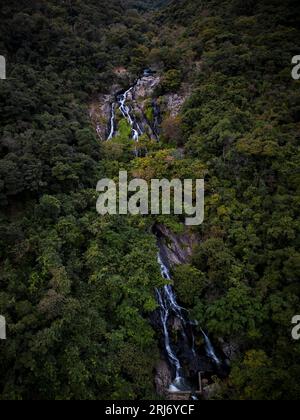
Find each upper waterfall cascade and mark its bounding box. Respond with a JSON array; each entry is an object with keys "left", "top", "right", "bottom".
[{"left": 106, "top": 73, "right": 161, "bottom": 151}]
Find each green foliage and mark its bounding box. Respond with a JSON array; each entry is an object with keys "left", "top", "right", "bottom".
[
  {"left": 0, "top": 0, "right": 163, "bottom": 401},
  {"left": 117, "top": 119, "right": 132, "bottom": 140},
  {"left": 227, "top": 348, "right": 300, "bottom": 400},
  {"left": 161, "top": 0, "right": 300, "bottom": 400},
  {"left": 173, "top": 264, "right": 206, "bottom": 306},
  {"left": 161, "top": 69, "right": 182, "bottom": 93},
  {"left": 1, "top": 0, "right": 300, "bottom": 401}
]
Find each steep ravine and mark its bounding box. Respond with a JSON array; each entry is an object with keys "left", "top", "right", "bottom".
[
  {"left": 92, "top": 70, "right": 227, "bottom": 398},
  {"left": 153, "top": 225, "right": 228, "bottom": 398}
]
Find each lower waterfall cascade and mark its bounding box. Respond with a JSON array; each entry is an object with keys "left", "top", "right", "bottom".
[{"left": 156, "top": 251, "right": 222, "bottom": 392}]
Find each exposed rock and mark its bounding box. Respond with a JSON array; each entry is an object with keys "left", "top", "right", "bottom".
[
  {"left": 133, "top": 75, "right": 160, "bottom": 99},
  {"left": 89, "top": 82, "right": 122, "bottom": 140},
  {"left": 165, "top": 94, "right": 186, "bottom": 117},
  {"left": 89, "top": 69, "right": 191, "bottom": 142},
  {"left": 155, "top": 224, "right": 199, "bottom": 268},
  {"left": 155, "top": 360, "right": 173, "bottom": 397},
  {"left": 164, "top": 84, "right": 192, "bottom": 117},
  {"left": 218, "top": 337, "right": 241, "bottom": 363},
  {"left": 89, "top": 93, "right": 113, "bottom": 141},
  {"left": 172, "top": 317, "right": 183, "bottom": 332},
  {"left": 89, "top": 73, "right": 161, "bottom": 141},
  {"left": 130, "top": 75, "right": 161, "bottom": 141},
  {"left": 131, "top": 101, "right": 157, "bottom": 140}
]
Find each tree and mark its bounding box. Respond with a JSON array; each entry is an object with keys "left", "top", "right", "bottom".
[{"left": 173, "top": 264, "right": 206, "bottom": 306}]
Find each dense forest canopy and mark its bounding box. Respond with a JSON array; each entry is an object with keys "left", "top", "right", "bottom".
[{"left": 0, "top": 0, "right": 300, "bottom": 400}]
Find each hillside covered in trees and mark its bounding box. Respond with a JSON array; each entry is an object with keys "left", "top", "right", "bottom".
[{"left": 0, "top": 0, "right": 300, "bottom": 400}]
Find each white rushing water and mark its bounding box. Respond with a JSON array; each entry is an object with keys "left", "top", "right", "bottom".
[
  {"left": 201, "top": 329, "right": 221, "bottom": 366},
  {"left": 107, "top": 103, "right": 115, "bottom": 140},
  {"left": 156, "top": 288, "right": 182, "bottom": 381},
  {"left": 156, "top": 255, "right": 193, "bottom": 392},
  {"left": 157, "top": 253, "right": 222, "bottom": 391},
  {"left": 107, "top": 85, "right": 141, "bottom": 146},
  {"left": 104, "top": 72, "right": 222, "bottom": 391}
]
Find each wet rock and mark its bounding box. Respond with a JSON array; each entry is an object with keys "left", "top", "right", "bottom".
[
  {"left": 89, "top": 83, "right": 121, "bottom": 141},
  {"left": 155, "top": 360, "right": 173, "bottom": 397},
  {"left": 143, "top": 68, "right": 156, "bottom": 77},
  {"left": 127, "top": 75, "right": 161, "bottom": 141},
  {"left": 152, "top": 99, "right": 162, "bottom": 138},
  {"left": 218, "top": 337, "right": 241, "bottom": 363},
  {"left": 90, "top": 73, "right": 161, "bottom": 142},
  {"left": 172, "top": 317, "right": 183, "bottom": 332},
  {"left": 131, "top": 101, "right": 157, "bottom": 140}
]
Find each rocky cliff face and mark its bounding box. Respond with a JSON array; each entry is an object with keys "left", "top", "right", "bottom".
[
  {"left": 134, "top": 74, "right": 161, "bottom": 99},
  {"left": 130, "top": 74, "right": 161, "bottom": 141},
  {"left": 89, "top": 69, "right": 192, "bottom": 143},
  {"left": 89, "top": 93, "right": 115, "bottom": 141},
  {"left": 155, "top": 224, "right": 199, "bottom": 268},
  {"left": 164, "top": 83, "right": 192, "bottom": 118},
  {"left": 89, "top": 72, "right": 161, "bottom": 141},
  {"left": 155, "top": 360, "right": 173, "bottom": 398}
]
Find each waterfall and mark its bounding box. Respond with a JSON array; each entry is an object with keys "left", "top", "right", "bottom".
[
  {"left": 107, "top": 103, "right": 115, "bottom": 140},
  {"left": 201, "top": 329, "right": 221, "bottom": 366},
  {"left": 156, "top": 288, "right": 182, "bottom": 381},
  {"left": 103, "top": 71, "right": 222, "bottom": 392},
  {"left": 151, "top": 99, "right": 161, "bottom": 139},
  {"left": 106, "top": 72, "right": 160, "bottom": 145},
  {"left": 157, "top": 252, "right": 222, "bottom": 390},
  {"left": 106, "top": 84, "right": 143, "bottom": 157},
  {"left": 156, "top": 254, "right": 194, "bottom": 392},
  {"left": 158, "top": 256, "right": 187, "bottom": 327},
  {"left": 118, "top": 87, "right": 141, "bottom": 144}
]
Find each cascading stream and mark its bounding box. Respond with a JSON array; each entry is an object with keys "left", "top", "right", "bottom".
[
  {"left": 156, "top": 252, "right": 222, "bottom": 392},
  {"left": 201, "top": 329, "right": 221, "bottom": 366},
  {"left": 156, "top": 255, "right": 192, "bottom": 391},
  {"left": 156, "top": 288, "right": 182, "bottom": 380},
  {"left": 105, "top": 72, "right": 222, "bottom": 392},
  {"left": 107, "top": 86, "right": 141, "bottom": 147},
  {"left": 107, "top": 103, "right": 115, "bottom": 140}
]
